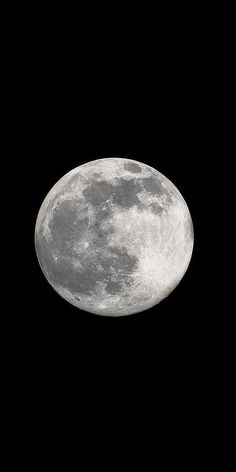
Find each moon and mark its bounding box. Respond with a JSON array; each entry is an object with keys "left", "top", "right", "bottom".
[{"left": 35, "top": 158, "right": 194, "bottom": 316}]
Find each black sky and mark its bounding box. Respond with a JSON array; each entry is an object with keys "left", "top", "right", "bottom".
[
  {"left": 25, "top": 84, "right": 211, "bottom": 365},
  {"left": 11, "top": 29, "right": 216, "bottom": 403},
  {"left": 3, "top": 5, "right": 228, "bottom": 462}
]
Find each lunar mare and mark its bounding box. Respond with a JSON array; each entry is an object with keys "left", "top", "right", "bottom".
[{"left": 35, "top": 158, "right": 194, "bottom": 316}]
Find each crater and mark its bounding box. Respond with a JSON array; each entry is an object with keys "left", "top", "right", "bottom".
[
  {"left": 111, "top": 246, "right": 138, "bottom": 274},
  {"left": 141, "top": 177, "right": 173, "bottom": 206},
  {"left": 149, "top": 202, "right": 163, "bottom": 214},
  {"left": 141, "top": 177, "right": 164, "bottom": 195},
  {"left": 48, "top": 200, "right": 89, "bottom": 254},
  {"left": 82, "top": 181, "right": 113, "bottom": 206},
  {"left": 105, "top": 280, "right": 123, "bottom": 295},
  {"left": 35, "top": 233, "right": 55, "bottom": 276},
  {"left": 36, "top": 191, "right": 139, "bottom": 299},
  {"left": 185, "top": 217, "right": 194, "bottom": 241},
  {"left": 112, "top": 178, "right": 142, "bottom": 209},
  {"left": 123, "top": 162, "right": 142, "bottom": 173},
  {"left": 93, "top": 172, "right": 102, "bottom": 179},
  {"left": 67, "top": 173, "right": 80, "bottom": 188},
  {"left": 47, "top": 256, "right": 106, "bottom": 295},
  {"left": 45, "top": 244, "right": 138, "bottom": 298},
  {"left": 91, "top": 207, "right": 115, "bottom": 247},
  {"left": 95, "top": 204, "right": 113, "bottom": 222}
]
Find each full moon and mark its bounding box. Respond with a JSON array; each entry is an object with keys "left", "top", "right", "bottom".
[{"left": 35, "top": 158, "right": 194, "bottom": 316}]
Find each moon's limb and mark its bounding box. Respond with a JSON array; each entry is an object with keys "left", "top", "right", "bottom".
[{"left": 35, "top": 158, "right": 194, "bottom": 316}]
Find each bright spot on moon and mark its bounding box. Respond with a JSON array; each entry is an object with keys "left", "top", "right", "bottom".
[{"left": 35, "top": 158, "right": 194, "bottom": 316}]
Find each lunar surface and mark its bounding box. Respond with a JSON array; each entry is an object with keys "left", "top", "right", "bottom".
[{"left": 35, "top": 158, "right": 194, "bottom": 316}]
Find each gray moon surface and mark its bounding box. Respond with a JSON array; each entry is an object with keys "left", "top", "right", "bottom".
[{"left": 35, "top": 158, "right": 194, "bottom": 316}]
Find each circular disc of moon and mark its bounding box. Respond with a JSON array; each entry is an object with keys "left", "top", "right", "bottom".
[{"left": 35, "top": 158, "right": 194, "bottom": 316}]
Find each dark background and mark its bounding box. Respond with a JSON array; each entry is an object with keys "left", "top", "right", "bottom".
[
  {"left": 2, "top": 0, "right": 232, "bottom": 462},
  {"left": 5, "top": 10, "right": 225, "bottom": 461},
  {"left": 20, "top": 54, "right": 212, "bottom": 366},
  {"left": 10, "top": 17, "right": 217, "bottom": 408},
  {"left": 25, "top": 85, "right": 211, "bottom": 371}
]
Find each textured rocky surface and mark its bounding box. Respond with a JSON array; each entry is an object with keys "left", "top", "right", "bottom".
[{"left": 35, "top": 158, "right": 194, "bottom": 316}]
